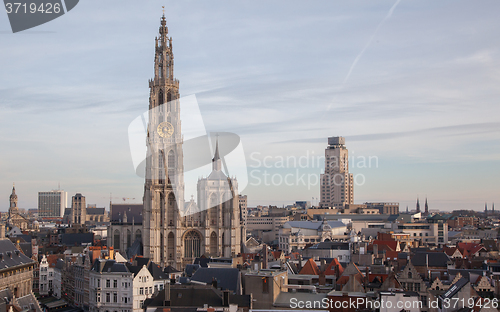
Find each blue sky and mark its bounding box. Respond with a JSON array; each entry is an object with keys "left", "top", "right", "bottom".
[{"left": 1, "top": 1, "right": 499, "bottom": 211}]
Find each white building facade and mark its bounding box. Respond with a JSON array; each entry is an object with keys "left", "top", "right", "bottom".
[
  {"left": 319, "top": 136, "right": 354, "bottom": 208},
  {"left": 38, "top": 190, "right": 67, "bottom": 217},
  {"left": 279, "top": 220, "right": 347, "bottom": 253}
]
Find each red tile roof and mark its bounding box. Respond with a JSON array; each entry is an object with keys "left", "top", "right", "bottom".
[
  {"left": 299, "top": 258, "right": 320, "bottom": 275},
  {"left": 324, "top": 258, "right": 344, "bottom": 276}
]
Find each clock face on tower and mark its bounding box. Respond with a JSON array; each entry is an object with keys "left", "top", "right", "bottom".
[{"left": 157, "top": 121, "right": 174, "bottom": 138}]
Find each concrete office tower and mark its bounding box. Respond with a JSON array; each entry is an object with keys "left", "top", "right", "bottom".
[
  {"left": 38, "top": 190, "right": 67, "bottom": 217},
  {"left": 319, "top": 137, "right": 354, "bottom": 208},
  {"left": 71, "top": 193, "right": 86, "bottom": 225}
]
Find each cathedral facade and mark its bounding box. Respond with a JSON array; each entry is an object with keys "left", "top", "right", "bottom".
[
  {"left": 142, "top": 15, "right": 241, "bottom": 269},
  {"left": 6, "top": 185, "right": 29, "bottom": 231}
]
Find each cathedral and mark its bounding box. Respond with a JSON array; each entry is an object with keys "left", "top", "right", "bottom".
[
  {"left": 141, "top": 14, "right": 242, "bottom": 269},
  {"left": 6, "top": 184, "right": 29, "bottom": 231}
]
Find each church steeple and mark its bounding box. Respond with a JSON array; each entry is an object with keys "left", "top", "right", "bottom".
[
  {"left": 416, "top": 197, "right": 420, "bottom": 213},
  {"left": 153, "top": 11, "right": 174, "bottom": 89},
  {"left": 424, "top": 198, "right": 429, "bottom": 215},
  {"left": 9, "top": 183, "right": 18, "bottom": 212},
  {"left": 212, "top": 137, "right": 222, "bottom": 172}
]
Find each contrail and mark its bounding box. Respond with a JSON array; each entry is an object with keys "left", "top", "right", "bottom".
[
  {"left": 327, "top": 0, "right": 401, "bottom": 111},
  {"left": 344, "top": 0, "right": 401, "bottom": 83}
]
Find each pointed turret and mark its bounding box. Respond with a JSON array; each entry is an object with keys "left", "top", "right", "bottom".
[
  {"left": 424, "top": 198, "right": 429, "bottom": 215},
  {"left": 416, "top": 197, "right": 420, "bottom": 213},
  {"left": 212, "top": 136, "right": 222, "bottom": 172}
]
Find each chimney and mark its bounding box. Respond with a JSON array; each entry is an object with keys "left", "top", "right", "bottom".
[
  {"left": 320, "top": 259, "right": 327, "bottom": 272},
  {"left": 365, "top": 267, "right": 369, "bottom": 285},
  {"left": 163, "top": 282, "right": 170, "bottom": 306},
  {"left": 262, "top": 244, "right": 268, "bottom": 269},
  {"left": 222, "top": 290, "right": 230, "bottom": 306}
]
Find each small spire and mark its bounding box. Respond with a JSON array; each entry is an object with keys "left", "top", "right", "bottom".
[
  {"left": 162, "top": 6, "right": 165, "bottom": 17},
  {"left": 213, "top": 134, "right": 220, "bottom": 162}
]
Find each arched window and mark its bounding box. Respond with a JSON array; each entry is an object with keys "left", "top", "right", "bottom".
[
  {"left": 114, "top": 230, "right": 120, "bottom": 250},
  {"left": 158, "top": 152, "right": 165, "bottom": 184},
  {"left": 160, "top": 233, "right": 164, "bottom": 263},
  {"left": 184, "top": 231, "right": 201, "bottom": 259},
  {"left": 168, "top": 232, "right": 175, "bottom": 260},
  {"left": 159, "top": 90, "right": 164, "bottom": 105},
  {"left": 126, "top": 230, "right": 131, "bottom": 248},
  {"left": 167, "top": 150, "right": 175, "bottom": 180},
  {"left": 210, "top": 194, "right": 218, "bottom": 226},
  {"left": 168, "top": 193, "right": 176, "bottom": 226},
  {"left": 210, "top": 232, "right": 217, "bottom": 256},
  {"left": 408, "top": 272, "right": 412, "bottom": 279},
  {"left": 166, "top": 92, "right": 172, "bottom": 103},
  {"left": 135, "top": 229, "right": 142, "bottom": 241}
]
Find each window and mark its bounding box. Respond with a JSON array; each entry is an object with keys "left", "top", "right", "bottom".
[
  {"left": 113, "top": 293, "right": 117, "bottom": 303},
  {"left": 149, "top": 287, "right": 152, "bottom": 294},
  {"left": 139, "top": 300, "right": 144, "bottom": 308},
  {"left": 114, "top": 280, "right": 117, "bottom": 288},
  {"left": 106, "top": 293, "right": 110, "bottom": 303},
  {"left": 106, "top": 279, "right": 110, "bottom": 288},
  {"left": 139, "top": 287, "right": 144, "bottom": 295},
  {"left": 97, "top": 279, "right": 101, "bottom": 288}
]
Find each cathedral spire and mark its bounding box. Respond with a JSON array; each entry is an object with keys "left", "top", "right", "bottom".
[
  {"left": 416, "top": 197, "right": 420, "bottom": 213},
  {"left": 212, "top": 136, "right": 222, "bottom": 172},
  {"left": 424, "top": 197, "right": 429, "bottom": 215}
]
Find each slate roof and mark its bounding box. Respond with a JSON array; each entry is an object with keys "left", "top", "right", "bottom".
[
  {"left": 144, "top": 285, "right": 251, "bottom": 309},
  {"left": 442, "top": 277, "right": 469, "bottom": 299},
  {"left": 482, "top": 240, "right": 498, "bottom": 252},
  {"left": 110, "top": 204, "right": 143, "bottom": 223},
  {"left": 411, "top": 252, "right": 449, "bottom": 268},
  {"left": 16, "top": 293, "right": 42, "bottom": 312},
  {"left": 0, "top": 239, "right": 35, "bottom": 270},
  {"left": 91, "top": 259, "right": 130, "bottom": 274},
  {"left": 164, "top": 265, "right": 182, "bottom": 274},
  {"left": 127, "top": 239, "right": 143, "bottom": 259},
  {"left": 148, "top": 262, "right": 169, "bottom": 280},
  {"left": 308, "top": 241, "right": 349, "bottom": 250},
  {"left": 283, "top": 220, "right": 346, "bottom": 230},
  {"left": 190, "top": 268, "right": 241, "bottom": 294},
  {"left": 61, "top": 233, "right": 94, "bottom": 246},
  {"left": 86, "top": 208, "right": 105, "bottom": 215}
]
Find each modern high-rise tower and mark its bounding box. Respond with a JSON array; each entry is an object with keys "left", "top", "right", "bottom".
[
  {"left": 38, "top": 190, "right": 67, "bottom": 217},
  {"left": 319, "top": 137, "right": 354, "bottom": 208}
]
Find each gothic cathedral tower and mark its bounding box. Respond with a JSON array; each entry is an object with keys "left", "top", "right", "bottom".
[{"left": 143, "top": 14, "right": 185, "bottom": 268}]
